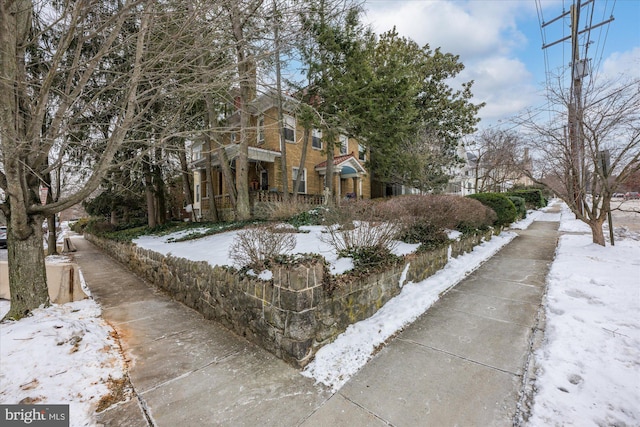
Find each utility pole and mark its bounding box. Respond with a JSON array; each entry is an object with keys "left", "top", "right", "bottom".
[
  {"left": 569, "top": 0, "right": 586, "bottom": 216},
  {"left": 542, "top": 0, "right": 614, "bottom": 216}
]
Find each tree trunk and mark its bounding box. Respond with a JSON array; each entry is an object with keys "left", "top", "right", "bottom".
[
  {"left": 325, "top": 132, "right": 335, "bottom": 205},
  {"left": 46, "top": 215, "right": 57, "bottom": 255},
  {"left": 203, "top": 93, "right": 234, "bottom": 218},
  {"left": 294, "top": 126, "right": 311, "bottom": 198},
  {"left": 230, "top": 3, "right": 256, "bottom": 221},
  {"left": 217, "top": 145, "right": 237, "bottom": 208},
  {"left": 5, "top": 217, "right": 49, "bottom": 320},
  {"left": 235, "top": 122, "right": 251, "bottom": 220},
  {"left": 589, "top": 219, "right": 606, "bottom": 246},
  {"left": 153, "top": 156, "right": 167, "bottom": 225},
  {"left": 177, "top": 145, "right": 196, "bottom": 222},
  {"left": 204, "top": 152, "right": 219, "bottom": 222},
  {"left": 143, "top": 158, "right": 157, "bottom": 228},
  {"left": 273, "top": 0, "right": 288, "bottom": 201}
]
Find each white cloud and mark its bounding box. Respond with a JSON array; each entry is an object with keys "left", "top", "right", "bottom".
[
  {"left": 362, "top": 0, "right": 540, "bottom": 124},
  {"left": 599, "top": 47, "right": 640, "bottom": 79},
  {"left": 364, "top": 0, "right": 531, "bottom": 61},
  {"left": 460, "top": 56, "right": 538, "bottom": 124}
]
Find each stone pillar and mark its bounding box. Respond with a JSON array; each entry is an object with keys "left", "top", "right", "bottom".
[{"left": 270, "top": 261, "right": 325, "bottom": 366}]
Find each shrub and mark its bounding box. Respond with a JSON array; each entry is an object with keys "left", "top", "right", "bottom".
[
  {"left": 505, "top": 189, "right": 547, "bottom": 209},
  {"left": 287, "top": 207, "right": 328, "bottom": 228},
  {"left": 83, "top": 218, "right": 117, "bottom": 235},
  {"left": 265, "top": 200, "right": 315, "bottom": 221},
  {"left": 229, "top": 224, "right": 296, "bottom": 270},
  {"left": 466, "top": 193, "right": 517, "bottom": 227},
  {"left": 70, "top": 218, "right": 90, "bottom": 233},
  {"left": 320, "top": 220, "right": 401, "bottom": 256},
  {"left": 319, "top": 200, "right": 402, "bottom": 268},
  {"left": 397, "top": 222, "right": 449, "bottom": 250},
  {"left": 340, "top": 245, "right": 402, "bottom": 270},
  {"left": 374, "top": 194, "right": 496, "bottom": 239},
  {"left": 508, "top": 196, "right": 527, "bottom": 219}
]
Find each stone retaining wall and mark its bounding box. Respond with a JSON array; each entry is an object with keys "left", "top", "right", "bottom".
[{"left": 85, "top": 228, "right": 496, "bottom": 367}]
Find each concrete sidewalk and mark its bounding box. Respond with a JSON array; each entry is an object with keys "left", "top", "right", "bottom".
[{"left": 73, "top": 209, "right": 559, "bottom": 427}]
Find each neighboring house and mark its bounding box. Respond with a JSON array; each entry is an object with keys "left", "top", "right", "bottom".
[
  {"left": 448, "top": 144, "right": 534, "bottom": 196},
  {"left": 190, "top": 91, "right": 370, "bottom": 219},
  {"left": 447, "top": 145, "right": 480, "bottom": 196}
]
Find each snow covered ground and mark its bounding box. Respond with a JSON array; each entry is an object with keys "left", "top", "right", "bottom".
[
  {"left": 0, "top": 271, "right": 127, "bottom": 427},
  {"left": 526, "top": 203, "right": 640, "bottom": 427},
  {"left": 1, "top": 200, "right": 638, "bottom": 426}
]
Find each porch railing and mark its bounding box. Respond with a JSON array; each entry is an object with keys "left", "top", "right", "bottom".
[
  {"left": 203, "top": 191, "right": 324, "bottom": 212},
  {"left": 252, "top": 190, "right": 324, "bottom": 205}
]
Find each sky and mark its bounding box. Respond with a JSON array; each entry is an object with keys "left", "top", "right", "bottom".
[
  {"left": 2, "top": 200, "right": 638, "bottom": 426},
  {"left": 361, "top": 0, "right": 640, "bottom": 127}
]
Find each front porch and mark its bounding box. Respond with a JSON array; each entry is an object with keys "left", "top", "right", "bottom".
[
  {"left": 192, "top": 148, "right": 369, "bottom": 220},
  {"left": 198, "top": 190, "right": 326, "bottom": 221}
]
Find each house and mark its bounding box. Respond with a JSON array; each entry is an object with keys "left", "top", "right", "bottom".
[
  {"left": 446, "top": 145, "right": 480, "bottom": 196},
  {"left": 447, "top": 144, "right": 534, "bottom": 196},
  {"left": 189, "top": 91, "right": 371, "bottom": 219}
]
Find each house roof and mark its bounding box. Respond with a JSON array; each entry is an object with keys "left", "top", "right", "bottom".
[{"left": 315, "top": 153, "right": 367, "bottom": 177}]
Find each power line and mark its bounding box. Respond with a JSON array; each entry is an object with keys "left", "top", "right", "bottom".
[{"left": 539, "top": 0, "right": 616, "bottom": 216}]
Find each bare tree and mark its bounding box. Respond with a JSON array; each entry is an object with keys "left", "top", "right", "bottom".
[
  {"left": 517, "top": 76, "right": 640, "bottom": 246},
  {"left": 467, "top": 128, "right": 525, "bottom": 193},
  {"left": 0, "top": 0, "right": 232, "bottom": 319}
]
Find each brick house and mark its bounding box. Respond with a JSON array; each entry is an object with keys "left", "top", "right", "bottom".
[{"left": 190, "top": 91, "right": 371, "bottom": 219}]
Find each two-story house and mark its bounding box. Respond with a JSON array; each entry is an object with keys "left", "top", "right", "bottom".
[{"left": 190, "top": 91, "right": 370, "bottom": 219}]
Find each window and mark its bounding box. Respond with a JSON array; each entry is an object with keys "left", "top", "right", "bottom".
[
  {"left": 257, "top": 116, "right": 265, "bottom": 145},
  {"left": 358, "top": 143, "right": 366, "bottom": 161},
  {"left": 192, "top": 145, "right": 202, "bottom": 161},
  {"left": 284, "top": 114, "right": 295, "bottom": 143},
  {"left": 340, "top": 135, "right": 348, "bottom": 155},
  {"left": 292, "top": 167, "right": 306, "bottom": 193},
  {"left": 312, "top": 129, "right": 322, "bottom": 149},
  {"left": 231, "top": 132, "right": 237, "bottom": 144}
]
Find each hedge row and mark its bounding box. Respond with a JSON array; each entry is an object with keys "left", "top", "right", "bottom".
[
  {"left": 466, "top": 193, "right": 517, "bottom": 227},
  {"left": 508, "top": 196, "right": 527, "bottom": 220},
  {"left": 505, "top": 189, "right": 547, "bottom": 209}
]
